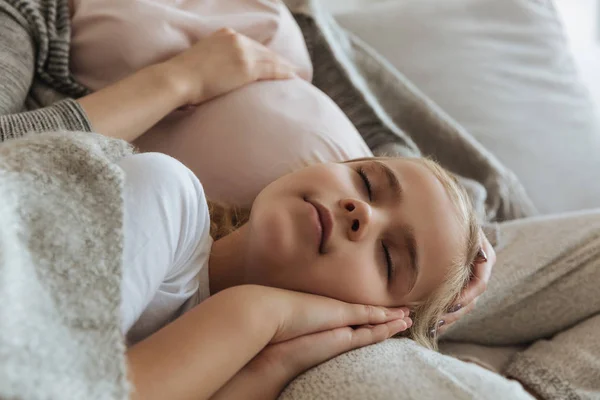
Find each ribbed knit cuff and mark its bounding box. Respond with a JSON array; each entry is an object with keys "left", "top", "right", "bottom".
[
  {"left": 0, "top": 98, "right": 93, "bottom": 141},
  {"left": 52, "top": 99, "right": 94, "bottom": 132}
]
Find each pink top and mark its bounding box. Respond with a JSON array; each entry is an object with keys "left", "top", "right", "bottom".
[
  {"left": 70, "top": 0, "right": 313, "bottom": 88},
  {"left": 69, "top": 0, "right": 372, "bottom": 206}
]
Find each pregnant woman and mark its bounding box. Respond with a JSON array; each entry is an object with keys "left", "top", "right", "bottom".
[{"left": 1, "top": 1, "right": 598, "bottom": 400}]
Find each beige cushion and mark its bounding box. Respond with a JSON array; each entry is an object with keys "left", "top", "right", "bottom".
[{"left": 337, "top": 0, "right": 600, "bottom": 214}]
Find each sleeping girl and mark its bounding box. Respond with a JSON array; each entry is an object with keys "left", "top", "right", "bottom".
[
  {"left": 120, "top": 150, "right": 489, "bottom": 399},
  {"left": 64, "top": 2, "right": 493, "bottom": 397},
  {"left": 63, "top": 13, "right": 495, "bottom": 396}
]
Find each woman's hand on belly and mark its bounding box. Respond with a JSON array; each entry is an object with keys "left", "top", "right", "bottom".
[
  {"left": 163, "top": 28, "right": 297, "bottom": 107},
  {"left": 77, "top": 28, "right": 296, "bottom": 143}
]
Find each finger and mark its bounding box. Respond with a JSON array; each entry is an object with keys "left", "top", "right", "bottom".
[
  {"left": 343, "top": 305, "right": 410, "bottom": 328},
  {"left": 258, "top": 45, "right": 298, "bottom": 70},
  {"left": 352, "top": 324, "right": 376, "bottom": 329},
  {"left": 350, "top": 318, "right": 412, "bottom": 348},
  {"left": 255, "top": 58, "right": 297, "bottom": 80},
  {"left": 284, "top": 318, "right": 411, "bottom": 375},
  {"left": 436, "top": 300, "right": 476, "bottom": 336},
  {"left": 274, "top": 290, "right": 411, "bottom": 344},
  {"left": 473, "top": 255, "right": 493, "bottom": 285},
  {"left": 214, "top": 27, "right": 237, "bottom": 36},
  {"left": 459, "top": 260, "right": 491, "bottom": 306}
]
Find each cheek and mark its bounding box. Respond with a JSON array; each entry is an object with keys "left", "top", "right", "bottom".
[
  {"left": 247, "top": 208, "right": 295, "bottom": 267},
  {"left": 245, "top": 201, "right": 315, "bottom": 285},
  {"left": 309, "top": 252, "right": 388, "bottom": 305}
]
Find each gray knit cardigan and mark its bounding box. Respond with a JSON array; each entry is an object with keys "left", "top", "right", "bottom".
[{"left": 0, "top": 0, "right": 91, "bottom": 140}]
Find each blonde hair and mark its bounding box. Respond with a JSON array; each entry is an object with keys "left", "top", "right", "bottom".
[
  {"left": 207, "top": 156, "right": 479, "bottom": 350},
  {"left": 207, "top": 201, "right": 250, "bottom": 241},
  {"left": 397, "top": 157, "right": 479, "bottom": 350}
]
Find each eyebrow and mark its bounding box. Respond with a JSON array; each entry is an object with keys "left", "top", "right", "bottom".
[{"left": 372, "top": 160, "right": 403, "bottom": 202}]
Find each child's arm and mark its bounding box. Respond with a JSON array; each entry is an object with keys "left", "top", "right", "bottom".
[
  {"left": 210, "top": 319, "right": 412, "bottom": 400},
  {"left": 126, "top": 285, "right": 408, "bottom": 400},
  {"left": 126, "top": 285, "right": 279, "bottom": 400}
]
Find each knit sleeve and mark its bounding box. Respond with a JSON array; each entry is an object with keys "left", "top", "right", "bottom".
[
  {"left": 0, "top": 4, "right": 93, "bottom": 141},
  {"left": 0, "top": 99, "right": 93, "bottom": 141},
  {"left": 0, "top": 5, "right": 34, "bottom": 116}
]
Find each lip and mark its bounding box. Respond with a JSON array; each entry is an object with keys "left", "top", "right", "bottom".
[{"left": 306, "top": 199, "right": 333, "bottom": 254}]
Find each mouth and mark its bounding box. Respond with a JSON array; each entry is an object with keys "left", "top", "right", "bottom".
[{"left": 306, "top": 198, "right": 333, "bottom": 254}]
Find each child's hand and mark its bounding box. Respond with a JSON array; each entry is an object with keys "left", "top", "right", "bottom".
[
  {"left": 262, "top": 318, "right": 413, "bottom": 387},
  {"left": 210, "top": 318, "right": 412, "bottom": 400},
  {"left": 264, "top": 286, "right": 410, "bottom": 344},
  {"left": 163, "top": 28, "right": 296, "bottom": 107}
]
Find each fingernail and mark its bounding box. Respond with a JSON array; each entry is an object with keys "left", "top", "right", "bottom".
[
  {"left": 448, "top": 303, "right": 462, "bottom": 313},
  {"left": 477, "top": 249, "right": 488, "bottom": 262},
  {"left": 406, "top": 318, "right": 413, "bottom": 328},
  {"left": 438, "top": 320, "right": 445, "bottom": 328},
  {"left": 428, "top": 327, "right": 437, "bottom": 338}
]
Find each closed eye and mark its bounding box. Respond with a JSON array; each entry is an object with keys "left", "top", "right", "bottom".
[
  {"left": 382, "top": 241, "right": 394, "bottom": 281},
  {"left": 357, "top": 167, "right": 373, "bottom": 201}
]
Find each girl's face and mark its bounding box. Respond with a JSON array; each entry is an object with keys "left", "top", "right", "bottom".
[{"left": 243, "top": 158, "right": 465, "bottom": 307}]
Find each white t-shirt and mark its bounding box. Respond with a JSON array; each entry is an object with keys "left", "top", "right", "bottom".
[{"left": 117, "top": 153, "right": 213, "bottom": 344}]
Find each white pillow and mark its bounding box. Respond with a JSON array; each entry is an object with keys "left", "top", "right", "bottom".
[{"left": 337, "top": 0, "right": 600, "bottom": 214}]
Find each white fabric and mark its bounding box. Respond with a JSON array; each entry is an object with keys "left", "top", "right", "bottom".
[
  {"left": 336, "top": 0, "right": 600, "bottom": 214},
  {"left": 118, "top": 153, "right": 212, "bottom": 344}
]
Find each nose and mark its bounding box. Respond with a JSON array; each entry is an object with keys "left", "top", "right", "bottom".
[{"left": 340, "top": 198, "right": 372, "bottom": 241}]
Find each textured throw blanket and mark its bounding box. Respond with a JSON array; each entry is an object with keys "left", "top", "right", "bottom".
[{"left": 0, "top": 132, "right": 133, "bottom": 400}]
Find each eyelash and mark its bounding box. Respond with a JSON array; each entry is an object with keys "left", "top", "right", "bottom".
[
  {"left": 357, "top": 167, "right": 373, "bottom": 201},
  {"left": 356, "top": 167, "right": 394, "bottom": 280},
  {"left": 382, "top": 242, "right": 394, "bottom": 281}
]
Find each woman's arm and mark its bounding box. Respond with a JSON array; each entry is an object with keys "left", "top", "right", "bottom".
[
  {"left": 78, "top": 28, "right": 297, "bottom": 142},
  {"left": 1, "top": 25, "right": 295, "bottom": 143},
  {"left": 76, "top": 63, "right": 185, "bottom": 143},
  {"left": 0, "top": 6, "right": 182, "bottom": 143},
  {"left": 127, "top": 285, "right": 408, "bottom": 400}
]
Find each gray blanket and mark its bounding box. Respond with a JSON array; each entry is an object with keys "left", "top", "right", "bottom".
[{"left": 0, "top": 132, "right": 132, "bottom": 400}]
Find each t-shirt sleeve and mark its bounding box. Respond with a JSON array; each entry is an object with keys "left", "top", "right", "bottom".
[{"left": 118, "top": 153, "right": 213, "bottom": 342}]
